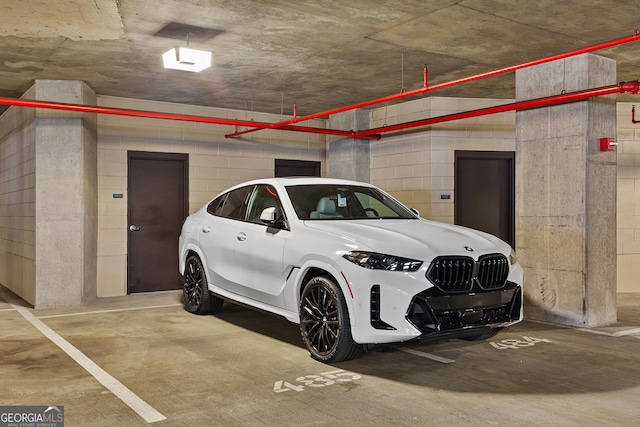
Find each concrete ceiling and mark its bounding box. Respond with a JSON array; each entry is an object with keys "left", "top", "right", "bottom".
[{"left": 2, "top": 0, "right": 640, "bottom": 117}]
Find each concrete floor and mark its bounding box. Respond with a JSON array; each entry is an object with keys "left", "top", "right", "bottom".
[{"left": 1, "top": 285, "right": 639, "bottom": 427}]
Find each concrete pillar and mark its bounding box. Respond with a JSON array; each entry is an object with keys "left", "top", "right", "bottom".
[
  {"left": 515, "top": 54, "right": 617, "bottom": 327},
  {"left": 327, "top": 109, "right": 370, "bottom": 181},
  {"left": 34, "top": 80, "right": 98, "bottom": 308}
]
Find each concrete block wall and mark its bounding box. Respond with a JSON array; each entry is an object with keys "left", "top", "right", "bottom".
[
  {"left": 96, "top": 96, "right": 326, "bottom": 297},
  {"left": 369, "top": 97, "right": 515, "bottom": 223},
  {"left": 0, "top": 86, "right": 36, "bottom": 304},
  {"left": 94, "top": 95, "right": 640, "bottom": 297},
  {"left": 617, "top": 102, "right": 640, "bottom": 292}
]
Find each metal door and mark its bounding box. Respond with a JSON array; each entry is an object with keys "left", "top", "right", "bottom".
[
  {"left": 275, "top": 159, "right": 321, "bottom": 177},
  {"left": 128, "top": 151, "right": 188, "bottom": 293},
  {"left": 455, "top": 151, "right": 515, "bottom": 247}
]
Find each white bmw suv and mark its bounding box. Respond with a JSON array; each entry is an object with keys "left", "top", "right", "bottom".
[{"left": 179, "top": 177, "right": 523, "bottom": 362}]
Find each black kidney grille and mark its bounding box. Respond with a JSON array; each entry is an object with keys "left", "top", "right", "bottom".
[
  {"left": 426, "top": 254, "right": 509, "bottom": 293},
  {"left": 426, "top": 257, "right": 475, "bottom": 292},
  {"left": 477, "top": 254, "right": 509, "bottom": 290}
]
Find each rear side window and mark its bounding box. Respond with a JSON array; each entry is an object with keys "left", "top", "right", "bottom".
[
  {"left": 206, "top": 186, "right": 252, "bottom": 219},
  {"left": 206, "top": 196, "right": 225, "bottom": 216}
]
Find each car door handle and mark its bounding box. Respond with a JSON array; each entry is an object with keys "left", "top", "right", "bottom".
[
  {"left": 237, "top": 232, "right": 247, "bottom": 241},
  {"left": 202, "top": 226, "right": 211, "bottom": 233},
  {"left": 129, "top": 225, "right": 140, "bottom": 232}
]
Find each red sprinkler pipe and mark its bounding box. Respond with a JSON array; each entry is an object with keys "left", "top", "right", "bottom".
[
  {"left": 225, "top": 32, "right": 640, "bottom": 139},
  {"left": 2, "top": 81, "right": 636, "bottom": 141},
  {"left": 0, "top": 96, "right": 378, "bottom": 140},
  {"left": 226, "top": 65, "right": 429, "bottom": 139},
  {"left": 356, "top": 81, "right": 640, "bottom": 139}
]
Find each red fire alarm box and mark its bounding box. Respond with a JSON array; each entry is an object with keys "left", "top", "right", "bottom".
[{"left": 600, "top": 137, "right": 617, "bottom": 151}]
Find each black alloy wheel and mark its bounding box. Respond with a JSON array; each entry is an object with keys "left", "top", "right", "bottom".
[
  {"left": 183, "top": 255, "right": 223, "bottom": 315},
  {"left": 299, "top": 276, "right": 362, "bottom": 363}
]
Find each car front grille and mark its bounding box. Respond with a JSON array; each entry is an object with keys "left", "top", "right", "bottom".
[
  {"left": 426, "top": 254, "right": 509, "bottom": 293},
  {"left": 477, "top": 254, "right": 510, "bottom": 290},
  {"left": 426, "top": 257, "right": 475, "bottom": 292}
]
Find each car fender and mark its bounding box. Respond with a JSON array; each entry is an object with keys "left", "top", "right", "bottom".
[
  {"left": 287, "top": 258, "right": 358, "bottom": 327},
  {"left": 179, "top": 242, "right": 208, "bottom": 276}
]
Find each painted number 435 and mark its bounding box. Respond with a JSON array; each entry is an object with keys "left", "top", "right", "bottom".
[{"left": 273, "top": 369, "right": 361, "bottom": 393}]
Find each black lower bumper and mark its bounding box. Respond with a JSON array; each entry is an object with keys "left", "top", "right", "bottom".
[{"left": 406, "top": 281, "right": 522, "bottom": 341}]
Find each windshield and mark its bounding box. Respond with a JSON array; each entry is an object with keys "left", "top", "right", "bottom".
[{"left": 285, "top": 184, "right": 418, "bottom": 220}]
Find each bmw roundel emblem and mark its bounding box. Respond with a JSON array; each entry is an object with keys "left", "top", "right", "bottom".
[{"left": 464, "top": 246, "right": 474, "bottom": 252}]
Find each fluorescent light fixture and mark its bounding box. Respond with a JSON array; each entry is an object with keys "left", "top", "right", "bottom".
[{"left": 162, "top": 46, "right": 212, "bottom": 72}]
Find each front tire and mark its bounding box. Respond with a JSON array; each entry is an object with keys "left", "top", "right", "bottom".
[
  {"left": 299, "top": 276, "right": 362, "bottom": 363},
  {"left": 183, "top": 254, "right": 224, "bottom": 315}
]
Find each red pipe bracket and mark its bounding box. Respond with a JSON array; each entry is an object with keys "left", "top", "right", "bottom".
[{"left": 632, "top": 105, "right": 640, "bottom": 124}]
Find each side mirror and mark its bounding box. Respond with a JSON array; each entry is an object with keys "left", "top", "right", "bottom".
[
  {"left": 409, "top": 207, "right": 421, "bottom": 218},
  {"left": 260, "top": 206, "right": 288, "bottom": 230},
  {"left": 260, "top": 206, "right": 280, "bottom": 225}
]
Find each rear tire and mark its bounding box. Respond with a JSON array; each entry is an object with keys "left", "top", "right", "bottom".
[
  {"left": 299, "top": 276, "right": 362, "bottom": 363},
  {"left": 183, "top": 255, "right": 224, "bottom": 315}
]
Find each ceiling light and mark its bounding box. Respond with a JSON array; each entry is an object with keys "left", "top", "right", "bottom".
[{"left": 162, "top": 34, "right": 212, "bottom": 72}]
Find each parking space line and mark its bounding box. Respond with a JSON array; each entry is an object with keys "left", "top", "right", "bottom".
[
  {"left": 614, "top": 327, "right": 640, "bottom": 336},
  {"left": 578, "top": 326, "right": 640, "bottom": 337},
  {"left": 37, "top": 303, "right": 182, "bottom": 319},
  {"left": 9, "top": 302, "right": 166, "bottom": 424},
  {"left": 396, "top": 347, "right": 456, "bottom": 363}
]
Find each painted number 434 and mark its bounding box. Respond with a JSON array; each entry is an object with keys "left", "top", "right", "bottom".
[{"left": 490, "top": 335, "right": 551, "bottom": 350}]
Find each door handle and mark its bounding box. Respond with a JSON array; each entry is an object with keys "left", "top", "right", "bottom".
[
  {"left": 202, "top": 226, "right": 211, "bottom": 233},
  {"left": 129, "top": 225, "right": 140, "bottom": 232},
  {"left": 237, "top": 232, "right": 247, "bottom": 241}
]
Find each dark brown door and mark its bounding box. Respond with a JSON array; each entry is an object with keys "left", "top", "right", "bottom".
[
  {"left": 455, "top": 151, "right": 515, "bottom": 247},
  {"left": 275, "top": 159, "right": 321, "bottom": 177},
  {"left": 128, "top": 152, "right": 188, "bottom": 293}
]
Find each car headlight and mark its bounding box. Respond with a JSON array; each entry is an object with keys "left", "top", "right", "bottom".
[
  {"left": 509, "top": 249, "right": 518, "bottom": 265},
  {"left": 343, "top": 251, "right": 423, "bottom": 272}
]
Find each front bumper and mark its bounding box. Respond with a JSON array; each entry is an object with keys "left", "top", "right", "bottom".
[
  {"left": 339, "top": 257, "right": 523, "bottom": 345},
  {"left": 407, "top": 281, "right": 522, "bottom": 341}
]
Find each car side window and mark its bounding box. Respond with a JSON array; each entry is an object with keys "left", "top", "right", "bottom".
[
  {"left": 207, "top": 186, "right": 252, "bottom": 219},
  {"left": 206, "top": 195, "right": 225, "bottom": 216},
  {"left": 245, "top": 184, "right": 284, "bottom": 225}
]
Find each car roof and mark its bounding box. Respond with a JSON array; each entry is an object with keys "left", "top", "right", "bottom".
[
  {"left": 205, "top": 177, "right": 378, "bottom": 203},
  {"left": 233, "top": 176, "right": 374, "bottom": 189}
]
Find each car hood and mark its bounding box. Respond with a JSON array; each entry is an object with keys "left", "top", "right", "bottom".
[{"left": 303, "top": 219, "right": 510, "bottom": 259}]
